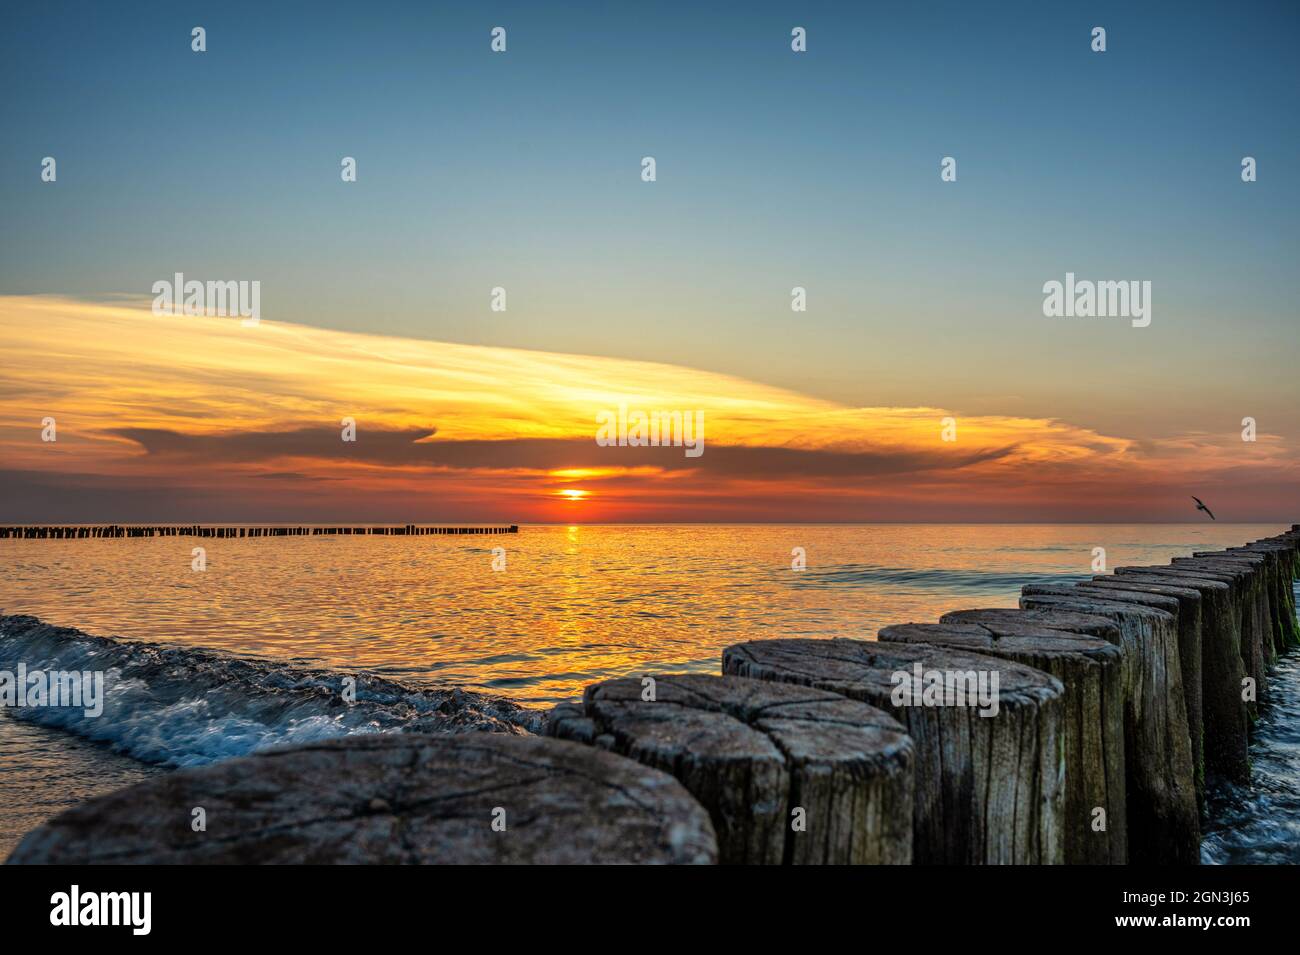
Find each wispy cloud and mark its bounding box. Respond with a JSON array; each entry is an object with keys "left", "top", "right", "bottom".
[{"left": 1, "top": 296, "right": 1295, "bottom": 521}]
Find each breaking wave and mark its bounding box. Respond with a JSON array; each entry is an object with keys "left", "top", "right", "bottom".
[{"left": 0, "top": 615, "right": 544, "bottom": 769}]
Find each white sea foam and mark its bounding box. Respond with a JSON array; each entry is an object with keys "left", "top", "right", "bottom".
[{"left": 0, "top": 615, "right": 543, "bottom": 768}]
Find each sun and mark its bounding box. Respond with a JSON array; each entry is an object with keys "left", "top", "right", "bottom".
[{"left": 556, "top": 488, "right": 589, "bottom": 502}]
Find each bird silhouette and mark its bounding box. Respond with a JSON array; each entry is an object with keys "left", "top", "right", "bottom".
[{"left": 1191, "top": 496, "right": 1216, "bottom": 521}]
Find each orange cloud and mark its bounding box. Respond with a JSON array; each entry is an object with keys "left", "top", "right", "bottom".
[{"left": 0, "top": 295, "right": 1295, "bottom": 522}]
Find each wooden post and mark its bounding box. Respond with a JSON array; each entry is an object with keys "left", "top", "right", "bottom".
[
  {"left": 6, "top": 735, "right": 717, "bottom": 865},
  {"left": 1018, "top": 589, "right": 1199, "bottom": 864},
  {"left": 1111, "top": 568, "right": 1249, "bottom": 784},
  {"left": 1238, "top": 542, "right": 1300, "bottom": 650},
  {"left": 1170, "top": 557, "right": 1269, "bottom": 708},
  {"left": 883, "top": 614, "right": 1126, "bottom": 864},
  {"left": 548, "top": 673, "right": 914, "bottom": 865},
  {"left": 723, "top": 638, "right": 1064, "bottom": 864},
  {"left": 1193, "top": 552, "right": 1276, "bottom": 665},
  {"left": 1070, "top": 579, "right": 1206, "bottom": 810},
  {"left": 1204, "top": 548, "right": 1291, "bottom": 657},
  {"left": 1227, "top": 547, "right": 1289, "bottom": 652}
]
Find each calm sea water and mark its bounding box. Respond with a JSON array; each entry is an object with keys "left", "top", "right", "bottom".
[
  {"left": 0, "top": 523, "right": 1283, "bottom": 703},
  {"left": 1, "top": 523, "right": 1296, "bottom": 861}
]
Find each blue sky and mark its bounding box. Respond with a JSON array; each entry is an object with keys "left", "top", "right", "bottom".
[{"left": 1, "top": 0, "right": 1296, "bottom": 439}]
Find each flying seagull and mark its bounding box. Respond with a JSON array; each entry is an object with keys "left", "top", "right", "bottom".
[{"left": 1191, "top": 496, "right": 1216, "bottom": 521}]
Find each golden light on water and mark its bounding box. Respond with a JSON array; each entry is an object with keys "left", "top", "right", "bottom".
[{"left": 2, "top": 524, "right": 1279, "bottom": 705}]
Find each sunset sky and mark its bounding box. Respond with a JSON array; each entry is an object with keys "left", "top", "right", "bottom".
[{"left": 1, "top": 1, "right": 1296, "bottom": 522}]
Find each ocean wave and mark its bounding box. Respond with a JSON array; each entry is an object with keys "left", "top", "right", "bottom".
[
  {"left": 1201, "top": 646, "right": 1300, "bottom": 864},
  {"left": 792, "top": 565, "right": 1088, "bottom": 592},
  {"left": 0, "top": 615, "right": 544, "bottom": 769}
]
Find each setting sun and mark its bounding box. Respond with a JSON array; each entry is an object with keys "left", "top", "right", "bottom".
[{"left": 556, "top": 488, "right": 589, "bottom": 502}]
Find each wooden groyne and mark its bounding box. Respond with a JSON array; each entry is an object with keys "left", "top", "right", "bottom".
[
  {"left": 0, "top": 524, "right": 519, "bottom": 539},
  {"left": 8, "top": 526, "right": 1300, "bottom": 866}
]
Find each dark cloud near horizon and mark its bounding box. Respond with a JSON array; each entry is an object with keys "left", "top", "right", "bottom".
[
  {"left": 0, "top": 467, "right": 397, "bottom": 523},
  {"left": 0, "top": 468, "right": 229, "bottom": 523},
  {"left": 104, "top": 426, "right": 1018, "bottom": 479}
]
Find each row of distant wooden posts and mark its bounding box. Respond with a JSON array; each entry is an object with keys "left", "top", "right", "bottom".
[{"left": 0, "top": 524, "right": 519, "bottom": 539}]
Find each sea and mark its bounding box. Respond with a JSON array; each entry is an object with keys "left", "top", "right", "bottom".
[{"left": 1, "top": 523, "right": 1296, "bottom": 862}]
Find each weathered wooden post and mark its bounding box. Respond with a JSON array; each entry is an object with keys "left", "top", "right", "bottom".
[
  {"left": 1225, "top": 546, "right": 1291, "bottom": 653},
  {"left": 1239, "top": 541, "right": 1300, "bottom": 650},
  {"left": 1018, "top": 587, "right": 1199, "bottom": 864},
  {"left": 1193, "top": 552, "right": 1276, "bottom": 666},
  {"left": 1111, "top": 567, "right": 1249, "bottom": 783},
  {"left": 1069, "top": 579, "right": 1206, "bottom": 808},
  {"left": 722, "top": 638, "right": 1064, "bottom": 864},
  {"left": 1203, "top": 548, "right": 1292, "bottom": 658},
  {"left": 883, "top": 613, "right": 1125, "bottom": 864},
  {"left": 548, "top": 673, "right": 914, "bottom": 864},
  {"left": 6, "top": 735, "right": 717, "bottom": 864},
  {"left": 1273, "top": 532, "right": 1300, "bottom": 631},
  {"left": 1170, "top": 556, "right": 1268, "bottom": 707}
]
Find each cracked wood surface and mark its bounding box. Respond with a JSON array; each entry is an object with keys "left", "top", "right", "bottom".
[
  {"left": 547, "top": 673, "right": 914, "bottom": 864},
  {"left": 721, "top": 638, "right": 1064, "bottom": 864},
  {"left": 1234, "top": 543, "right": 1300, "bottom": 651},
  {"left": 1109, "top": 569, "right": 1248, "bottom": 783},
  {"left": 1018, "top": 589, "right": 1199, "bottom": 864},
  {"left": 1075, "top": 578, "right": 1204, "bottom": 809},
  {"left": 1241, "top": 538, "right": 1300, "bottom": 650},
  {"left": 6, "top": 734, "right": 718, "bottom": 864},
  {"left": 1171, "top": 557, "right": 1270, "bottom": 703},
  {"left": 1213, "top": 549, "right": 1284, "bottom": 659},
  {"left": 920, "top": 609, "right": 1126, "bottom": 864}
]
